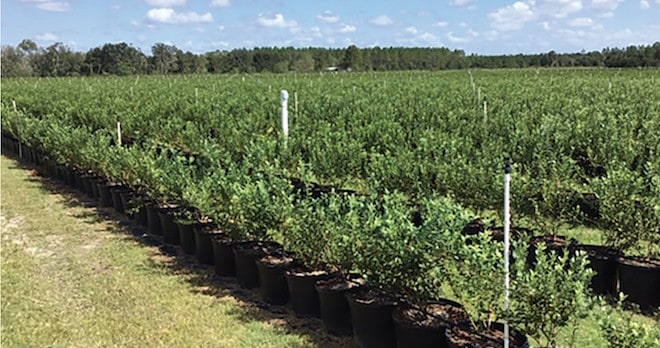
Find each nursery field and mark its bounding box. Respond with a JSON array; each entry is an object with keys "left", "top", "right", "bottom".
[{"left": 2, "top": 68, "right": 659, "bottom": 347}]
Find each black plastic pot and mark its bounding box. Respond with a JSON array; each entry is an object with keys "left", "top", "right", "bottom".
[
  {"left": 316, "top": 277, "right": 362, "bottom": 337},
  {"left": 392, "top": 299, "right": 469, "bottom": 348},
  {"left": 346, "top": 288, "right": 397, "bottom": 348},
  {"left": 233, "top": 241, "right": 282, "bottom": 289},
  {"left": 118, "top": 190, "right": 135, "bottom": 220},
  {"left": 96, "top": 181, "right": 114, "bottom": 207},
  {"left": 193, "top": 223, "right": 219, "bottom": 265},
  {"left": 110, "top": 186, "right": 127, "bottom": 214},
  {"left": 211, "top": 235, "right": 236, "bottom": 276},
  {"left": 255, "top": 254, "right": 297, "bottom": 305},
  {"left": 574, "top": 244, "right": 620, "bottom": 296},
  {"left": 82, "top": 174, "right": 96, "bottom": 198},
  {"left": 617, "top": 256, "right": 660, "bottom": 312},
  {"left": 145, "top": 202, "right": 162, "bottom": 236},
  {"left": 445, "top": 322, "right": 529, "bottom": 348},
  {"left": 158, "top": 206, "right": 180, "bottom": 245},
  {"left": 177, "top": 220, "right": 196, "bottom": 255},
  {"left": 285, "top": 267, "right": 331, "bottom": 318}
]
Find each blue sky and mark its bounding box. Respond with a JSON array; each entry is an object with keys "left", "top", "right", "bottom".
[{"left": 2, "top": 0, "right": 659, "bottom": 55}]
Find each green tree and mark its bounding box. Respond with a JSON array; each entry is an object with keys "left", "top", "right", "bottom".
[
  {"left": 151, "top": 43, "right": 180, "bottom": 74},
  {"left": 1, "top": 45, "right": 34, "bottom": 77},
  {"left": 342, "top": 45, "right": 362, "bottom": 70}
]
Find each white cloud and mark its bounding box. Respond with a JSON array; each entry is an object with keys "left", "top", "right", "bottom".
[
  {"left": 147, "top": 8, "right": 213, "bottom": 24},
  {"left": 419, "top": 32, "right": 443, "bottom": 46},
  {"left": 434, "top": 21, "right": 449, "bottom": 28},
  {"left": 599, "top": 11, "right": 614, "bottom": 18},
  {"left": 545, "top": 0, "right": 583, "bottom": 19},
  {"left": 371, "top": 15, "right": 393, "bottom": 26},
  {"left": 257, "top": 13, "right": 297, "bottom": 29},
  {"left": 447, "top": 32, "right": 468, "bottom": 43},
  {"left": 146, "top": 0, "right": 185, "bottom": 6},
  {"left": 210, "top": 0, "right": 230, "bottom": 7},
  {"left": 36, "top": 32, "right": 58, "bottom": 41},
  {"left": 640, "top": 0, "right": 650, "bottom": 8},
  {"left": 489, "top": 1, "right": 537, "bottom": 31},
  {"left": 405, "top": 26, "right": 418, "bottom": 34},
  {"left": 317, "top": 11, "right": 339, "bottom": 23},
  {"left": 339, "top": 24, "right": 356, "bottom": 33},
  {"left": 21, "top": 0, "right": 71, "bottom": 12},
  {"left": 590, "top": 0, "right": 623, "bottom": 10},
  {"left": 569, "top": 17, "right": 594, "bottom": 26}
]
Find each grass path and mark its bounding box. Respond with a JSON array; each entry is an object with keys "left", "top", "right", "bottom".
[{"left": 0, "top": 156, "right": 352, "bottom": 348}]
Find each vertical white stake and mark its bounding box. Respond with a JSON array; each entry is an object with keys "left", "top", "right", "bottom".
[
  {"left": 12, "top": 100, "right": 17, "bottom": 112},
  {"left": 504, "top": 158, "right": 512, "bottom": 348},
  {"left": 195, "top": 88, "right": 199, "bottom": 106},
  {"left": 117, "top": 122, "right": 122, "bottom": 146},
  {"left": 477, "top": 87, "right": 481, "bottom": 104},
  {"left": 281, "top": 90, "right": 289, "bottom": 138},
  {"left": 483, "top": 99, "right": 488, "bottom": 125},
  {"left": 130, "top": 86, "right": 134, "bottom": 97}
]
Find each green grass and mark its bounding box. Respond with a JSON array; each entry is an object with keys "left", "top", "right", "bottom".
[{"left": 1, "top": 156, "right": 352, "bottom": 348}]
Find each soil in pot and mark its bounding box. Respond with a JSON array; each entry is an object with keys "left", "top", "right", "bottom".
[
  {"left": 316, "top": 276, "right": 365, "bottom": 337},
  {"left": 286, "top": 266, "right": 332, "bottom": 318},
  {"left": 574, "top": 244, "right": 620, "bottom": 296},
  {"left": 617, "top": 256, "right": 660, "bottom": 312},
  {"left": 488, "top": 226, "right": 533, "bottom": 243},
  {"left": 392, "top": 299, "right": 469, "bottom": 348},
  {"left": 157, "top": 204, "right": 180, "bottom": 245},
  {"left": 193, "top": 223, "right": 221, "bottom": 265},
  {"left": 233, "top": 241, "right": 283, "bottom": 289},
  {"left": 526, "top": 234, "right": 569, "bottom": 267},
  {"left": 445, "top": 323, "right": 529, "bottom": 348},
  {"left": 256, "top": 253, "right": 298, "bottom": 305},
  {"left": 346, "top": 288, "right": 398, "bottom": 348}
]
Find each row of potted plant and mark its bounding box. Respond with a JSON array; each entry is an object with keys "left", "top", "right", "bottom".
[
  {"left": 1, "top": 111, "right": 657, "bottom": 347},
  {"left": 3, "top": 134, "right": 598, "bottom": 348}
]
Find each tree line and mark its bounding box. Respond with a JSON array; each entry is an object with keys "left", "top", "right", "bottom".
[{"left": 2, "top": 39, "right": 659, "bottom": 77}]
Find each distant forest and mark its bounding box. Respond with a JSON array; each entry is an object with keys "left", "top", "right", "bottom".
[{"left": 2, "top": 39, "right": 660, "bottom": 77}]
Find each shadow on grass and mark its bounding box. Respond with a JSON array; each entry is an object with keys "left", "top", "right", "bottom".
[{"left": 5, "top": 155, "right": 355, "bottom": 348}]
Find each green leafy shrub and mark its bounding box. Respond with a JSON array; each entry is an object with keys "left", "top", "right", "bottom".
[
  {"left": 599, "top": 294, "right": 660, "bottom": 348},
  {"left": 508, "top": 241, "right": 594, "bottom": 348}
]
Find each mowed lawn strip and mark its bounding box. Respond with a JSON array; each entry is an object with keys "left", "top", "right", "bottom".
[{"left": 1, "top": 156, "right": 351, "bottom": 348}]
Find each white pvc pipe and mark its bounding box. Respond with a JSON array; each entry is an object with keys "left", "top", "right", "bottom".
[
  {"left": 117, "top": 121, "right": 122, "bottom": 146},
  {"left": 504, "top": 158, "right": 511, "bottom": 348},
  {"left": 281, "top": 90, "right": 289, "bottom": 137}
]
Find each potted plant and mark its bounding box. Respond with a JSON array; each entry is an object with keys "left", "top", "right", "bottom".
[
  {"left": 283, "top": 193, "right": 341, "bottom": 318},
  {"left": 444, "top": 232, "right": 529, "bottom": 348},
  {"left": 387, "top": 194, "right": 474, "bottom": 348},
  {"left": 227, "top": 154, "right": 292, "bottom": 289},
  {"left": 507, "top": 240, "right": 594, "bottom": 348},
  {"left": 592, "top": 166, "right": 660, "bottom": 311}
]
